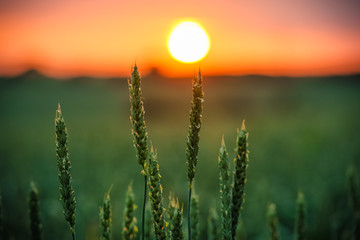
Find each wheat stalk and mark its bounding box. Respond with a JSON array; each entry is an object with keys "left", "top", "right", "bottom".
[
  {"left": 267, "top": 203, "right": 280, "bottom": 240},
  {"left": 231, "top": 121, "right": 249, "bottom": 239},
  {"left": 218, "top": 136, "right": 232, "bottom": 240},
  {"left": 293, "top": 191, "right": 305, "bottom": 240},
  {"left": 29, "top": 182, "right": 42, "bottom": 240},
  {"left": 55, "top": 104, "right": 76, "bottom": 240},
  {"left": 99, "top": 187, "right": 112, "bottom": 240},
  {"left": 122, "top": 183, "right": 138, "bottom": 240},
  {"left": 207, "top": 208, "right": 220, "bottom": 240},
  {"left": 128, "top": 64, "right": 149, "bottom": 240},
  {"left": 190, "top": 193, "right": 199, "bottom": 240},
  {"left": 147, "top": 144, "right": 166, "bottom": 240},
  {"left": 186, "top": 71, "right": 204, "bottom": 240},
  {"left": 168, "top": 195, "right": 184, "bottom": 240}
]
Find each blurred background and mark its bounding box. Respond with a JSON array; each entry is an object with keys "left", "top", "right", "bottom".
[
  {"left": 1, "top": 70, "right": 359, "bottom": 239},
  {"left": 1, "top": 0, "right": 360, "bottom": 239}
]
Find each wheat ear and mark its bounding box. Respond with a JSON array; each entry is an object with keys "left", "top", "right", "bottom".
[
  {"left": 147, "top": 144, "right": 166, "bottom": 240},
  {"left": 267, "top": 203, "right": 280, "bottom": 240},
  {"left": 55, "top": 104, "right": 76, "bottom": 240},
  {"left": 100, "top": 186, "right": 112, "bottom": 240},
  {"left": 186, "top": 70, "right": 204, "bottom": 188},
  {"left": 293, "top": 191, "right": 305, "bottom": 240},
  {"left": 168, "top": 195, "right": 184, "bottom": 240},
  {"left": 218, "top": 136, "right": 232, "bottom": 240},
  {"left": 29, "top": 182, "right": 42, "bottom": 240},
  {"left": 231, "top": 121, "right": 249, "bottom": 239},
  {"left": 122, "top": 183, "right": 138, "bottom": 240}
]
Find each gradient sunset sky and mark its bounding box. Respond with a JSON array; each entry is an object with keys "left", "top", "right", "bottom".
[{"left": 1, "top": 0, "right": 360, "bottom": 77}]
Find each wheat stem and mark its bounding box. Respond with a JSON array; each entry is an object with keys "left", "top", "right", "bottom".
[{"left": 55, "top": 104, "right": 76, "bottom": 239}]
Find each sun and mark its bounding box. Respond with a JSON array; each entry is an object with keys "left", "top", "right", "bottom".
[{"left": 168, "top": 21, "right": 210, "bottom": 63}]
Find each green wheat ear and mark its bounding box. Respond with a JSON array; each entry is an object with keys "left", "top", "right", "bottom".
[
  {"left": 186, "top": 70, "right": 204, "bottom": 188},
  {"left": 293, "top": 191, "right": 305, "bottom": 240},
  {"left": 190, "top": 193, "right": 200, "bottom": 240},
  {"left": 207, "top": 208, "right": 220, "bottom": 240},
  {"left": 147, "top": 144, "right": 167, "bottom": 240},
  {"left": 218, "top": 136, "right": 232, "bottom": 240},
  {"left": 122, "top": 183, "right": 138, "bottom": 240},
  {"left": 100, "top": 186, "right": 112, "bottom": 240},
  {"left": 29, "top": 182, "right": 42, "bottom": 240},
  {"left": 128, "top": 64, "right": 149, "bottom": 171},
  {"left": 55, "top": 104, "right": 76, "bottom": 239},
  {"left": 267, "top": 203, "right": 280, "bottom": 240},
  {"left": 231, "top": 120, "right": 249, "bottom": 239},
  {"left": 168, "top": 195, "right": 184, "bottom": 240}
]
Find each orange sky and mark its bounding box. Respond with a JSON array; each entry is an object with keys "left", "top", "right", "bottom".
[{"left": 0, "top": 0, "right": 360, "bottom": 77}]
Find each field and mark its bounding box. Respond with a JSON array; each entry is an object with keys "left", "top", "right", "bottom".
[{"left": 0, "top": 70, "right": 359, "bottom": 239}]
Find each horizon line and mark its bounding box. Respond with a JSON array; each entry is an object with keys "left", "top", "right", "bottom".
[{"left": 1, "top": 68, "right": 360, "bottom": 80}]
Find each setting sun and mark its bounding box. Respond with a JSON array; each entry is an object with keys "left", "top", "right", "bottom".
[{"left": 168, "top": 21, "right": 210, "bottom": 63}]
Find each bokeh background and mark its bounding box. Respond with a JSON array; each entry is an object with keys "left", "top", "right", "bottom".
[
  {"left": 1, "top": 0, "right": 360, "bottom": 239},
  {"left": 1, "top": 71, "right": 359, "bottom": 239}
]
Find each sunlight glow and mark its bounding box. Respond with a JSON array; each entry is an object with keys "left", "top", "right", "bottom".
[{"left": 168, "top": 21, "right": 210, "bottom": 63}]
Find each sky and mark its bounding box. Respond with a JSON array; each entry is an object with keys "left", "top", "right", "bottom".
[{"left": 0, "top": 0, "right": 360, "bottom": 77}]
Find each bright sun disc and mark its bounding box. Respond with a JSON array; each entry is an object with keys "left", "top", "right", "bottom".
[{"left": 168, "top": 21, "right": 210, "bottom": 63}]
